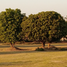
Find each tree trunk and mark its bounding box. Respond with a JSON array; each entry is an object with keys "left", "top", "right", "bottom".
[
  {"left": 10, "top": 43, "right": 22, "bottom": 50},
  {"left": 48, "top": 43, "right": 51, "bottom": 48},
  {"left": 10, "top": 43, "right": 15, "bottom": 48},
  {"left": 42, "top": 41, "right": 45, "bottom": 48}
]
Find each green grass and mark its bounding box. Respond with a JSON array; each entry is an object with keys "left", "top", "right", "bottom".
[
  {"left": 0, "top": 43, "right": 67, "bottom": 67},
  {"left": 0, "top": 51, "right": 67, "bottom": 67}
]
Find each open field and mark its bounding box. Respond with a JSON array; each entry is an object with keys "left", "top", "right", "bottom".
[
  {"left": 0, "top": 43, "right": 67, "bottom": 67},
  {"left": 0, "top": 51, "right": 67, "bottom": 67}
]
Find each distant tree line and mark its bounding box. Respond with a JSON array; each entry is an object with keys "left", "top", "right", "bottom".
[{"left": 0, "top": 8, "right": 67, "bottom": 48}]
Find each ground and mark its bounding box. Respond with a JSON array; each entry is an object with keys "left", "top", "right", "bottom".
[
  {"left": 0, "top": 43, "right": 67, "bottom": 67},
  {"left": 0, "top": 42, "right": 67, "bottom": 52}
]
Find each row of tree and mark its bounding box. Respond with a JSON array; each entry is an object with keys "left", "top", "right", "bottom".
[{"left": 0, "top": 8, "right": 67, "bottom": 48}]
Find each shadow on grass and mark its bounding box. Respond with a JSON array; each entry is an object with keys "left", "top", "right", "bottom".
[
  {"left": 0, "top": 60, "right": 32, "bottom": 65},
  {"left": 0, "top": 51, "right": 37, "bottom": 55},
  {"left": 0, "top": 44, "right": 41, "bottom": 48},
  {"left": 0, "top": 49, "right": 67, "bottom": 55}
]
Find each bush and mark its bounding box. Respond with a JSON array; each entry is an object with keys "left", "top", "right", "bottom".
[
  {"left": 35, "top": 47, "right": 44, "bottom": 51},
  {"left": 59, "top": 48, "right": 67, "bottom": 51}
]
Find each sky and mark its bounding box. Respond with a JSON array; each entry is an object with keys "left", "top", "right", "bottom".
[{"left": 0, "top": 0, "right": 67, "bottom": 17}]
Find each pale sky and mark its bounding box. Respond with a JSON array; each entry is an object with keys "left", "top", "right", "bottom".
[{"left": 0, "top": 0, "right": 67, "bottom": 17}]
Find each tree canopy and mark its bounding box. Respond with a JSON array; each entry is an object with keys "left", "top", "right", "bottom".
[
  {"left": 21, "top": 11, "right": 66, "bottom": 47},
  {"left": 0, "top": 8, "right": 24, "bottom": 47}
]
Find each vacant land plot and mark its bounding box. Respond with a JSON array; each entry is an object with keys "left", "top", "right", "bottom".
[{"left": 0, "top": 43, "right": 67, "bottom": 67}]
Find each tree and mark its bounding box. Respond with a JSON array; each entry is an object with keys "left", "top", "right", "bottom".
[
  {"left": 22, "top": 16, "right": 28, "bottom": 22},
  {"left": 21, "top": 11, "right": 66, "bottom": 48},
  {"left": 0, "top": 8, "right": 24, "bottom": 48}
]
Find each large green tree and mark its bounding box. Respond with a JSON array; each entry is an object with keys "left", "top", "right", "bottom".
[
  {"left": 21, "top": 11, "right": 66, "bottom": 48},
  {"left": 0, "top": 8, "right": 24, "bottom": 48}
]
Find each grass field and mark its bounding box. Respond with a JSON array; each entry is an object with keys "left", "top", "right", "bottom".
[{"left": 0, "top": 43, "right": 67, "bottom": 67}]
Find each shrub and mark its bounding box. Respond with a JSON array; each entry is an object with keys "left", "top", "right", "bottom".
[
  {"left": 35, "top": 47, "right": 44, "bottom": 51},
  {"left": 57, "top": 47, "right": 67, "bottom": 51}
]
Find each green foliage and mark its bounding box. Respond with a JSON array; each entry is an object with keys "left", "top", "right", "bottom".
[
  {"left": 21, "top": 11, "right": 66, "bottom": 43},
  {"left": 22, "top": 16, "right": 28, "bottom": 22},
  {"left": 35, "top": 47, "right": 44, "bottom": 51},
  {"left": 65, "top": 21, "right": 67, "bottom": 35},
  {"left": 58, "top": 48, "right": 67, "bottom": 51},
  {"left": 0, "top": 8, "right": 24, "bottom": 44}
]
